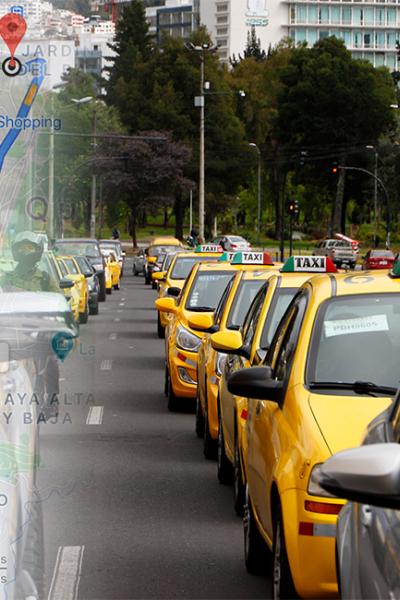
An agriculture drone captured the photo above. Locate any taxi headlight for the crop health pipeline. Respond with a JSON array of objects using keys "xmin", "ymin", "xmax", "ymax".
[
  {"xmin": 215, "ymin": 352, "xmax": 226, "ymax": 377},
  {"xmin": 176, "ymin": 326, "xmax": 201, "ymax": 352},
  {"xmin": 307, "ymin": 464, "xmax": 335, "ymax": 498}
]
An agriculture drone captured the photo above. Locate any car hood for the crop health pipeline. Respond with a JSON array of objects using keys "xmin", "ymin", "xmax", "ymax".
[{"xmin": 308, "ymin": 392, "xmax": 392, "ymax": 455}]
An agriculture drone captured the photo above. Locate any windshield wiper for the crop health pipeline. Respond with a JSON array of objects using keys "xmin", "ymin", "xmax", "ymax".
[
  {"xmin": 309, "ymin": 381, "xmax": 397, "ymax": 397},
  {"xmin": 188, "ymin": 306, "xmax": 214, "ymax": 312}
]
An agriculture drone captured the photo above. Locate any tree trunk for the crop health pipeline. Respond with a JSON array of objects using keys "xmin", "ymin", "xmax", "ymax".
[
  {"xmin": 163, "ymin": 204, "xmax": 169, "ymax": 228},
  {"xmin": 129, "ymin": 208, "xmax": 137, "ymax": 249},
  {"xmin": 332, "ymin": 159, "xmax": 346, "ymax": 234}
]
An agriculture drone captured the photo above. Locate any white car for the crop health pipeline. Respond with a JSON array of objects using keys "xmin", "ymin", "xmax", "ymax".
[{"xmin": 213, "ymin": 235, "xmax": 251, "ymax": 252}]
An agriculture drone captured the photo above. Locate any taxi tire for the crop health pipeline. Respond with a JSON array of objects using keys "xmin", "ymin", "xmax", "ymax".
[
  {"xmin": 90, "ymin": 299, "xmax": 99, "ymax": 315},
  {"xmin": 106, "ymin": 286, "xmax": 112, "ymax": 295},
  {"xmin": 133, "ymin": 265, "xmax": 139, "ymax": 276},
  {"xmin": 145, "ymin": 273, "xmax": 151, "ymax": 285},
  {"xmin": 217, "ymin": 415, "xmax": 233, "ymax": 484},
  {"xmin": 203, "ymin": 402, "xmax": 217, "ymax": 460},
  {"xmin": 273, "ymin": 505, "xmax": 298, "ymax": 599},
  {"xmin": 152, "ymin": 281, "xmax": 157, "ymax": 290},
  {"xmin": 244, "ymin": 484, "xmax": 270, "ymax": 575},
  {"xmin": 195, "ymin": 392, "xmax": 205, "ymax": 438},
  {"xmin": 157, "ymin": 314, "xmax": 165, "ymax": 339},
  {"xmin": 79, "ymin": 300, "xmax": 89, "ymax": 324},
  {"xmin": 233, "ymin": 434, "xmax": 245, "ymax": 516},
  {"xmin": 113, "ymin": 282, "xmax": 120, "ymax": 290}
]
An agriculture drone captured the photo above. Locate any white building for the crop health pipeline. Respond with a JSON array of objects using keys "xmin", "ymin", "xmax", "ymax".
[
  {"xmin": 200, "ymin": 0, "xmax": 400, "ymax": 68},
  {"xmin": 145, "ymin": 0, "xmax": 200, "ymax": 41}
]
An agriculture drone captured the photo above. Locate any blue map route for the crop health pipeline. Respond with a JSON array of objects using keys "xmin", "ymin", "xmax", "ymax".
[{"xmin": 0, "ymin": 57, "xmax": 46, "ymax": 172}]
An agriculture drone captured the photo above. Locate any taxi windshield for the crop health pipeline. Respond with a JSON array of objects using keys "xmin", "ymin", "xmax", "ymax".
[
  {"xmin": 185, "ymin": 271, "xmax": 235, "ymax": 311},
  {"xmin": 170, "ymin": 256, "xmax": 219, "ymax": 280},
  {"xmin": 148, "ymin": 245, "xmax": 179, "ymax": 257},
  {"xmin": 227, "ymin": 279, "xmax": 266, "ymax": 329},
  {"xmin": 307, "ymin": 294, "xmax": 400, "ymax": 391},
  {"xmin": 260, "ymin": 288, "xmax": 298, "ymax": 349},
  {"xmin": 55, "ymin": 241, "xmax": 100, "ymax": 258}
]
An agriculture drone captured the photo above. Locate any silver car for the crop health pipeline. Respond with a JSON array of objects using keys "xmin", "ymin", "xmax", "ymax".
[
  {"xmin": 132, "ymin": 248, "xmax": 146, "ymax": 276},
  {"xmin": 319, "ymin": 395, "xmax": 400, "ymax": 600}
]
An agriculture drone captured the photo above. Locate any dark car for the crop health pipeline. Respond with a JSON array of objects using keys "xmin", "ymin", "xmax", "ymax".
[
  {"xmin": 54, "ymin": 238, "xmax": 106, "ymax": 302},
  {"xmin": 319, "ymin": 391, "xmax": 399, "ymax": 600},
  {"xmin": 362, "ymin": 249, "xmax": 395, "ymax": 270},
  {"xmin": 74, "ymin": 255, "xmax": 100, "ymax": 315}
]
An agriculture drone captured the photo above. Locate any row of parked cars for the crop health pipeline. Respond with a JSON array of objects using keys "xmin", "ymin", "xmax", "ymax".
[{"xmin": 136, "ymin": 237, "xmax": 400, "ymax": 600}]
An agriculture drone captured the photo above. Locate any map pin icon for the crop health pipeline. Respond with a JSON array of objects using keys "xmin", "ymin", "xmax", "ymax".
[
  {"xmin": 0, "ymin": 13, "xmax": 27, "ymax": 75},
  {"xmin": 51, "ymin": 332, "xmax": 74, "ymax": 362}
]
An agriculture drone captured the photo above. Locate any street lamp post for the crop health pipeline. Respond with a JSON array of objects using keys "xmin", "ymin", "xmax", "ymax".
[
  {"xmin": 366, "ymin": 145, "xmax": 378, "ymax": 247},
  {"xmin": 185, "ymin": 42, "xmax": 217, "ymax": 242},
  {"xmin": 249, "ymin": 143, "xmax": 262, "ymax": 246}
]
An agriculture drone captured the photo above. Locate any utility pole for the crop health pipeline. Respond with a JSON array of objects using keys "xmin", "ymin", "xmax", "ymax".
[
  {"xmin": 90, "ymin": 105, "xmax": 97, "ymax": 238},
  {"xmin": 48, "ymin": 94, "xmax": 54, "ymax": 240},
  {"xmin": 249, "ymin": 143, "xmax": 262, "ymax": 246}
]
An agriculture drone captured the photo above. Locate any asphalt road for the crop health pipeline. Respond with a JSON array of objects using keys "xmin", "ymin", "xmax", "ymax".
[{"xmin": 37, "ymin": 257, "xmax": 271, "ymax": 600}]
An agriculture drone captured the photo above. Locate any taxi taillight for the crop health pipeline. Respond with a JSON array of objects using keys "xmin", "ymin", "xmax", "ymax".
[{"xmin": 304, "ymin": 500, "xmax": 342, "ymax": 515}]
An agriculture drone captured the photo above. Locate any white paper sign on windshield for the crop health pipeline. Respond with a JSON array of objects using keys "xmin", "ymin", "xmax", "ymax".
[{"xmin": 324, "ymin": 314, "xmax": 389, "ymax": 338}]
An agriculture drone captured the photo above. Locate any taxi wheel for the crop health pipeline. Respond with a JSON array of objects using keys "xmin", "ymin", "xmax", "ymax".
[
  {"xmin": 152, "ymin": 281, "xmax": 157, "ymax": 290},
  {"xmin": 166, "ymin": 366, "xmax": 179, "ymax": 411},
  {"xmin": 157, "ymin": 314, "xmax": 165, "ymax": 339},
  {"xmin": 195, "ymin": 391, "xmax": 205, "ymax": 438},
  {"xmin": 233, "ymin": 435, "xmax": 245, "ymax": 516},
  {"xmin": 113, "ymin": 282, "xmax": 120, "ymax": 290},
  {"xmin": 90, "ymin": 299, "xmax": 99, "ymax": 315},
  {"xmin": 273, "ymin": 505, "xmax": 298, "ymax": 599},
  {"xmin": 244, "ymin": 484, "xmax": 270, "ymax": 575},
  {"xmin": 79, "ymin": 300, "xmax": 89, "ymax": 324},
  {"xmin": 217, "ymin": 415, "xmax": 233, "ymax": 484},
  {"xmin": 133, "ymin": 265, "xmax": 138, "ymax": 276},
  {"xmin": 145, "ymin": 273, "xmax": 151, "ymax": 285},
  {"xmin": 203, "ymin": 402, "xmax": 217, "ymax": 460}
]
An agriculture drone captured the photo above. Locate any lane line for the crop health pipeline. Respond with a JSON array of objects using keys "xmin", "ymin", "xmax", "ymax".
[
  {"xmin": 117, "ymin": 309, "xmax": 123, "ymax": 313},
  {"xmin": 86, "ymin": 406, "xmax": 104, "ymax": 425},
  {"xmin": 114, "ymin": 318, "xmax": 120, "ymax": 322},
  {"xmin": 100, "ymin": 359, "xmax": 113, "ymax": 370},
  {"xmin": 119, "ymin": 302, "xmax": 125, "ymax": 307},
  {"xmin": 48, "ymin": 545, "xmax": 84, "ymax": 600},
  {"xmin": 109, "ymin": 333, "xmax": 117, "ymax": 340}
]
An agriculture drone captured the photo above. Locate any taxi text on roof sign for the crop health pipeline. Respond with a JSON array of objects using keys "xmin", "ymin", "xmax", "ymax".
[
  {"xmin": 281, "ymin": 255, "xmax": 337, "ymax": 273},
  {"xmin": 218, "ymin": 252, "xmax": 236, "ymax": 262},
  {"xmin": 231, "ymin": 251, "xmax": 274, "ymax": 265},
  {"xmin": 195, "ymin": 244, "xmax": 222, "ymax": 253}
]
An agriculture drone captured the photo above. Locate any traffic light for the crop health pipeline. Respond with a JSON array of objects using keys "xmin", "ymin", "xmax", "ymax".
[
  {"xmin": 287, "ymin": 199, "xmax": 300, "ymax": 216},
  {"xmin": 331, "ymin": 161, "xmax": 338, "ymax": 174}
]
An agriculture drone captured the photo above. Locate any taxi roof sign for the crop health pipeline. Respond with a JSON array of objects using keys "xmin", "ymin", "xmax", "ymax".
[
  {"xmin": 231, "ymin": 251, "xmax": 274, "ymax": 266},
  {"xmin": 218, "ymin": 251, "xmax": 236, "ymax": 262},
  {"xmin": 281, "ymin": 255, "xmax": 337, "ymax": 273},
  {"xmin": 195, "ymin": 244, "xmax": 222, "ymax": 253}
]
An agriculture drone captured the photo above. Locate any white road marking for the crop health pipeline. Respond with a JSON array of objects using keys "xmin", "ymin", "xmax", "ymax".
[
  {"xmin": 117, "ymin": 309, "xmax": 123, "ymax": 313},
  {"xmin": 86, "ymin": 406, "xmax": 104, "ymax": 425},
  {"xmin": 119, "ymin": 302, "xmax": 125, "ymax": 307},
  {"xmin": 129, "ymin": 346, "xmax": 135, "ymax": 350},
  {"xmin": 121, "ymin": 297, "xmax": 125, "ymax": 301},
  {"xmin": 114, "ymin": 318, "xmax": 120, "ymax": 322},
  {"xmin": 109, "ymin": 333, "xmax": 117, "ymax": 340},
  {"xmin": 100, "ymin": 359, "xmax": 113, "ymax": 370},
  {"xmin": 48, "ymin": 545, "xmax": 84, "ymax": 600}
]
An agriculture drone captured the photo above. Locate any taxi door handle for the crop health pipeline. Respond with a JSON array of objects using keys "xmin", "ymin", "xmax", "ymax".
[
  {"xmin": 256, "ymin": 401, "xmax": 263, "ymax": 417},
  {"xmin": 360, "ymin": 505, "xmax": 373, "ymax": 527}
]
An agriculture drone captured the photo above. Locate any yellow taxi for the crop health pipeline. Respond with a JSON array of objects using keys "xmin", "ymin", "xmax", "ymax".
[
  {"xmin": 226, "ymin": 257, "xmax": 400, "ymax": 598},
  {"xmin": 58, "ymin": 255, "xmax": 90, "ymax": 323},
  {"xmin": 53, "ymin": 256, "xmax": 80, "ymax": 322},
  {"xmin": 102, "ymin": 250, "xmax": 121, "ymax": 290},
  {"xmin": 210, "ymin": 255, "xmax": 324, "ymax": 514},
  {"xmin": 145, "ymin": 236, "xmax": 183, "ymax": 285},
  {"xmin": 196, "ymin": 252, "xmax": 278, "ymax": 459},
  {"xmin": 153, "ymin": 245, "xmax": 224, "ymax": 339},
  {"xmin": 155, "ymin": 261, "xmax": 236, "ymax": 411}
]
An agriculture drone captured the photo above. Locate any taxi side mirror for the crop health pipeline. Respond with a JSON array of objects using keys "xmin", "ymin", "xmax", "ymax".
[
  {"xmin": 59, "ymin": 278, "xmax": 74, "ymax": 289},
  {"xmin": 152, "ymin": 271, "xmax": 165, "ymax": 281},
  {"xmin": 227, "ymin": 366, "xmax": 283, "ymax": 404},
  {"xmin": 148, "ymin": 256, "xmax": 157, "ymax": 264},
  {"xmin": 155, "ymin": 297, "xmax": 177, "ymax": 314},
  {"xmin": 188, "ymin": 313, "xmax": 215, "ymax": 332},
  {"xmin": 211, "ymin": 330, "xmax": 246, "ymax": 355},
  {"xmin": 167, "ymin": 287, "xmax": 181, "ymax": 297}
]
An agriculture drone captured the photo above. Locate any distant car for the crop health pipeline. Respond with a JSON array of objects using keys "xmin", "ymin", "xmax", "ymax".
[
  {"xmin": 313, "ymin": 238, "xmax": 357, "ymax": 269},
  {"xmin": 74, "ymin": 255, "xmax": 100, "ymax": 315},
  {"xmin": 54, "ymin": 238, "xmax": 106, "ymax": 302},
  {"xmin": 319, "ymin": 391, "xmax": 399, "ymax": 600},
  {"xmin": 362, "ymin": 249, "xmax": 395, "ymax": 270},
  {"xmin": 132, "ymin": 248, "xmax": 146, "ymax": 277},
  {"xmin": 213, "ymin": 235, "xmax": 251, "ymax": 252},
  {"xmin": 99, "ymin": 240, "xmax": 125, "ymax": 276}
]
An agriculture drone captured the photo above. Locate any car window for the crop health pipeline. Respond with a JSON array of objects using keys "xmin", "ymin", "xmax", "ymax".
[
  {"xmin": 63, "ymin": 258, "xmax": 79, "ymax": 274},
  {"xmin": 242, "ymin": 286, "xmax": 268, "ymax": 347},
  {"xmin": 214, "ymin": 277, "xmax": 236, "ymax": 326},
  {"xmin": 55, "ymin": 242, "xmax": 101, "ymax": 258},
  {"xmin": 260, "ymin": 288, "xmax": 298, "ymax": 349},
  {"xmin": 57, "ymin": 259, "xmax": 68, "ymax": 277},
  {"xmin": 268, "ymin": 291, "xmax": 309, "ymax": 384},
  {"xmin": 306, "ymin": 293, "xmax": 400, "ymax": 390},
  {"xmin": 170, "ymin": 256, "xmax": 219, "ymax": 280},
  {"xmin": 185, "ymin": 271, "xmax": 235, "ymax": 311},
  {"xmin": 75, "ymin": 257, "xmax": 93, "ymax": 276},
  {"xmin": 227, "ymin": 279, "xmax": 266, "ymax": 329}
]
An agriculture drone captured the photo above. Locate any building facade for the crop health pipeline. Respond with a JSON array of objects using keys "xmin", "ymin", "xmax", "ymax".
[
  {"xmin": 145, "ymin": 0, "xmax": 200, "ymax": 41},
  {"xmin": 199, "ymin": 0, "xmax": 400, "ymax": 68}
]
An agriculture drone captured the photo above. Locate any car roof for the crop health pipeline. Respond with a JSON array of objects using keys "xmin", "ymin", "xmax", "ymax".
[
  {"xmin": 151, "ymin": 237, "xmax": 182, "ymax": 246},
  {"xmin": 304, "ymin": 270, "xmax": 400, "ymax": 297},
  {"xmin": 55, "ymin": 238, "xmax": 99, "ymax": 243}
]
